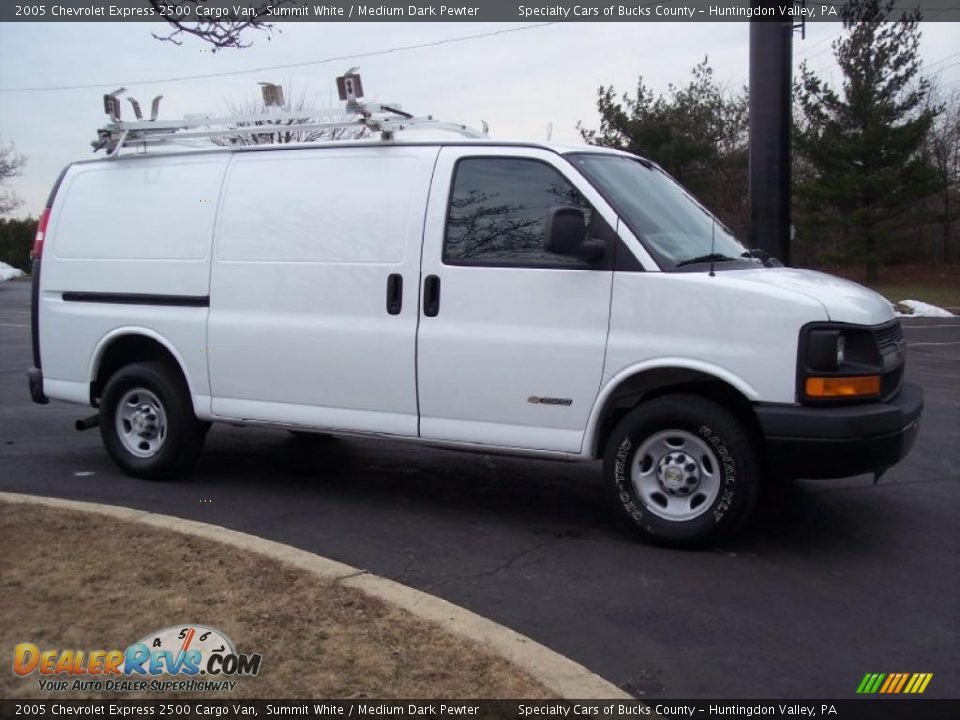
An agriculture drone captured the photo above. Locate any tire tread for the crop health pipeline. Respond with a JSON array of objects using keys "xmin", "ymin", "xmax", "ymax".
[{"xmin": 99, "ymin": 361, "xmax": 204, "ymax": 480}]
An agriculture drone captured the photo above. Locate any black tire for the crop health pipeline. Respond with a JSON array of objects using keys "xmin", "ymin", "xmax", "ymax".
[
  {"xmin": 99, "ymin": 361, "xmax": 205, "ymax": 480},
  {"xmin": 603, "ymin": 394, "xmax": 760, "ymax": 547}
]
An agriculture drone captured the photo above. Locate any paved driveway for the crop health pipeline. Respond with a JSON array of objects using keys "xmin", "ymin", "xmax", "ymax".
[{"xmin": 1, "ymin": 278, "xmax": 957, "ymax": 699}]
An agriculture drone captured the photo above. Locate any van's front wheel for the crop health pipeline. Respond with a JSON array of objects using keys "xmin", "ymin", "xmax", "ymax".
[
  {"xmin": 99, "ymin": 361, "xmax": 205, "ymax": 480},
  {"xmin": 604, "ymin": 394, "xmax": 760, "ymax": 547}
]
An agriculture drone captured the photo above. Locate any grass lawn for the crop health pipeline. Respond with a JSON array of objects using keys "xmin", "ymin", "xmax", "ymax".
[
  {"xmin": 868, "ymin": 283, "xmax": 960, "ymax": 310},
  {"xmin": 0, "ymin": 502, "xmax": 551, "ymax": 700},
  {"xmin": 820, "ymin": 264, "xmax": 960, "ymax": 310}
]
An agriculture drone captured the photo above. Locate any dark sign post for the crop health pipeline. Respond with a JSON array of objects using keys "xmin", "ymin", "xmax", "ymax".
[{"xmin": 749, "ymin": 7, "xmax": 794, "ymax": 265}]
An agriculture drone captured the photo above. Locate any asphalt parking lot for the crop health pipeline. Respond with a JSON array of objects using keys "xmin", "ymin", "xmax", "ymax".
[{"xmin": 1, "ymin": 277, "xmax": 958, "ymax": 699}]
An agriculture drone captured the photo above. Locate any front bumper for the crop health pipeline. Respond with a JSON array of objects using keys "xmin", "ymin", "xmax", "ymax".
[
  {"xmin": 27, "ymin": 366, "xmax": 48, "ymax": 404},
  {"xmin": 755, "ymin": 382, "xmax": 923, "ymax": 479}
]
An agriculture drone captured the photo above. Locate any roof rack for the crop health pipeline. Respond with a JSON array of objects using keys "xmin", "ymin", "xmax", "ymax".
[{"xmin": 92, "ymin": 71, "xmax": 487, "ymax": 157}]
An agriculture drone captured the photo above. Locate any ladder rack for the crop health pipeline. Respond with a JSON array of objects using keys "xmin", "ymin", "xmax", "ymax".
[{"xmin": 92, "ymin": 74, "xmax": 487, "ymax": 157}]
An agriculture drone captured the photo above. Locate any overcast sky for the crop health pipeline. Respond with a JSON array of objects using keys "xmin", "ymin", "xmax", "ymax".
[{"xmin": 1, "ymin": 20, "xmax": 958, "ymax": 216}]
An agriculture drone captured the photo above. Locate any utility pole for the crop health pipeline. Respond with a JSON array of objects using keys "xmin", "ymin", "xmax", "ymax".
[{"xmin": 749, "ymin": 9, "xmax": 794, "ymax": 265}]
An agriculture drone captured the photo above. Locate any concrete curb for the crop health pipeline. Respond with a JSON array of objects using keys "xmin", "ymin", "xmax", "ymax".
[{"xmin": 0, "ymin": 491, "xmax": 631, "ymax": 701}]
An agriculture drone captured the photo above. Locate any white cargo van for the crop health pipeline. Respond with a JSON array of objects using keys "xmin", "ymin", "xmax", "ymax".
[{"xmin": 27, "ymin": 95, "xmax": 922, "ymax": 545}]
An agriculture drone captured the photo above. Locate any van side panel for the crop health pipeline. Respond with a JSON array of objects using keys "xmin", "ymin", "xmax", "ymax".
[
  {"xmin": 39, "ymin": 157, "xmax": 228, "ymax": 409},
  {"xmin": 416, "ymin": 146, "xmax": 617, "ymax": 453},
  {"xmin": 602, "ymin": 271, "xmax": 828, "ymax": 407},
  {"xmin": 208, "ymin": 146, "xmax": 437, "ymax": 436}
]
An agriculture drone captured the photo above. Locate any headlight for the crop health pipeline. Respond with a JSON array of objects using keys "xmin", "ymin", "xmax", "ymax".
[
  {"xmin": 798, "ymin": 324, "xmax": 884, "ymax": 403},
  {"xmin": 806, "ymin": 329, "xmax": 844, "ymax": 371}
]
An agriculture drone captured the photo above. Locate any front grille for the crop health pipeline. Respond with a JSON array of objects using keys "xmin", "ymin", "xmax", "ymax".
[
  {"xmin": 882, "ymin": 365, "xmax": 904, "ymax": 400},
  {"xmin": 875, "ymin": 320, "xmax": 905, "ymax": 401},
  {"xmin": 874, "ymin": 320, "xmax": 904, "ymax": 352}
]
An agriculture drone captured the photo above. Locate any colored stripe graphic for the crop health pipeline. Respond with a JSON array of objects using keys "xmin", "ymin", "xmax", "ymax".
[
  {"xmin": 858, "ymin": 673, "xmax": 875, "ymax": 693},
  {"xmin": 907, "ymin": 673, "xmax": 932, "ymax": 693},
  {"xmin": 857, "ymin": 672, "xmax": 932, "ymax": 694},
  {"xmin": 884, "ymin": 673, "xmax": 904, "ymax": 693},
  {"xmin": 893, "ymin": 673, "xmax": 909, "ymax": 693}
]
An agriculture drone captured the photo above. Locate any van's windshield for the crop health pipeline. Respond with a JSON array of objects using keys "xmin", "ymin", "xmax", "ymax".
[{"xmin": 569, "ymin": 153, "xmax": 750, "ymax": 270}]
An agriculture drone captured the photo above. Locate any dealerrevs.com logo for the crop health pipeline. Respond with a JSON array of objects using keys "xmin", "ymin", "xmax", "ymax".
[{"xmin": 13, "ymin": 625, "xmax": 262, "ymax": 693}]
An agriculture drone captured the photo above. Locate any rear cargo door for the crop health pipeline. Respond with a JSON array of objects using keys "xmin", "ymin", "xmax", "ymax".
[{"xmin": 208, "ymin": 146, "xmax": 438, "ymax": 436}]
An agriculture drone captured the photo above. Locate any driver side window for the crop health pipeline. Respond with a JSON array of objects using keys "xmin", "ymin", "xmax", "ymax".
[{"xmin": 443, "ymin": 157, "xmax": 593, "ymax": 267}]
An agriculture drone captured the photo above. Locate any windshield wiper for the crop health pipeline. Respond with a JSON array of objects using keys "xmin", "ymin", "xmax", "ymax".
[
  {"xmin": 675, "ymin": 253, "xmax": 738, "ymax": 268},
  {"xmin": 741, "ymin": 249, "xmax": 782, "ymax": 267}
]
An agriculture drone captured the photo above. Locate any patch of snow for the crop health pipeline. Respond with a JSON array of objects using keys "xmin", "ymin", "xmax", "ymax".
[
  {"xmin": 894, "ymin": 299, "xmax": 956, "ymax": 318},
  {"xmin": 0, "ymin": 261, "xmax": 26, "ymax": 282}
]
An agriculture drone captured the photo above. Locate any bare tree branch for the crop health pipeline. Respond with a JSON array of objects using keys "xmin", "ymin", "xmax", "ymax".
[
  {"xmin": 210, "ymin": 89, "xmax": 369, "ymax": 146},
  {"xmin": 147, "ymin": 0, "xmax": 298, "ymax": 50},
  {"xmin": 0, "ymin": 138, "xmax": 27, "ymax": 216}
]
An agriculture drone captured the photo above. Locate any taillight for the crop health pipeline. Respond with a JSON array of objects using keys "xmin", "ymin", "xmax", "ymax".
[{"xmin": 31, "ymin": 207, "xmax": 50, "ymax": 259}]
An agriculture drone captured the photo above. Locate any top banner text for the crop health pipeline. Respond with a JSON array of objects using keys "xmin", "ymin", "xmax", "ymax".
[{"xmin": 4, "ymin": 1, "xmax": 960, "ymax": 23}]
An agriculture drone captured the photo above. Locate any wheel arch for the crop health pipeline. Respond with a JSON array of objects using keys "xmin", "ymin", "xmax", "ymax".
[
  {"xmin": 584, "ymin": 360, "xmax": 762, "ymax": 459},
  {"xmin": 89, "ymin": 328, "xmax": 196, "ymax": 409}
]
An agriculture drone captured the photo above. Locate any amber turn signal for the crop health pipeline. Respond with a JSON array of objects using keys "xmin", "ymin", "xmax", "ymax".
[{"xmin": 805, "ymin": 375, "xmax": 881, "ymax": 398}]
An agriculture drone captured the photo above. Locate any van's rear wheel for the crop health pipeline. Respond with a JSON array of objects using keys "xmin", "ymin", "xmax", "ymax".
[
  {"xmin": 604, "ymin": 394, "xmax": 760, "ymax": 547},
  {"xmin": 99, "ymin": 361, "xmax": 205, "ymax": 480}
]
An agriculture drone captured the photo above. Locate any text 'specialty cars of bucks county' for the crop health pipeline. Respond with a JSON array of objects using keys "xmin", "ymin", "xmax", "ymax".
[{"xmin": 26, "ymin": 99, "xmax": 922, "ymax": 547}]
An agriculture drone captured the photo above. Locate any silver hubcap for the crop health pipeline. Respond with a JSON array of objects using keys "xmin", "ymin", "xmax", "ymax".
[
  {"xmin": 631, "ymin": 430, "xmax": 721, "ymax": 522},
  {"xmin": 116, "ymin": 388, "xmax": 167, "ymax": 458}
]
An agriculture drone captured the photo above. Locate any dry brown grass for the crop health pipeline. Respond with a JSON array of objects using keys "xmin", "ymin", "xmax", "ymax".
[{"xmin": 0, "ymin": 501, "xmax": 552, "ymax": 700}]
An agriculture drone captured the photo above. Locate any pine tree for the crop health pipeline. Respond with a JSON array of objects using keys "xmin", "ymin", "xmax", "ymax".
[
  {"xmin": 579, "ymin": 58, "xmax": 749, "ymax": 235},
  {"xmin": 794, "ymin": 0, "xmax": 939, "ymax": 281}
]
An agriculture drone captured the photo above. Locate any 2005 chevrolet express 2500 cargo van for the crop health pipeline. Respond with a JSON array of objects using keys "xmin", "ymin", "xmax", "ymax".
[{"xmin": 26, "ymin": 89, "xmax": 922, "ymax": 545}]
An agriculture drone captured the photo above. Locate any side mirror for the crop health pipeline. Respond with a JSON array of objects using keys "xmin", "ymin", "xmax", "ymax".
[{"xmin": 544, "ymin": 206, "xmax": 605, "ymax": 261}]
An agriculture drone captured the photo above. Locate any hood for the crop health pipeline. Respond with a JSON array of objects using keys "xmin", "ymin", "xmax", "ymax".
[{"xmin": 720, "ymin": 267, "xmax": 895, "ymax": 325}]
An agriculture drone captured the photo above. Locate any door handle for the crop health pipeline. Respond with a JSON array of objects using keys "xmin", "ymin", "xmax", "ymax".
[
  {"xmin": 423, "ymin": 275, "xmax": 441, "ymax": 317},
  {"xmin": 386, "ymin": 273, "xmax": 403, "ymax": 315}
]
